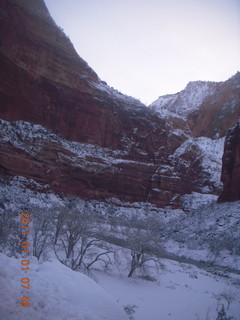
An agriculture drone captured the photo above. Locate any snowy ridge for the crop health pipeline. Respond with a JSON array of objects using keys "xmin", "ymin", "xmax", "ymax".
[
  {"xmin": 92, "ymin": 81, "xmax": 146, "ymax": 109},
  {"xmin": 149, "ymin": 81, "xmax": 220, "ymax": 118}
]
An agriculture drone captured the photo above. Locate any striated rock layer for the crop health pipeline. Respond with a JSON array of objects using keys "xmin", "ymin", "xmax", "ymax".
[
  {"xmin": 0, "ymin": 0, "xmax": 238, "ymax": 207},
  {"xmin": 218, "ymin": 120, "xmax": 240, "ymax": 202},
  {"xmin": 1, "ymin": 119, "xmax": 221, "ymax": 208}
]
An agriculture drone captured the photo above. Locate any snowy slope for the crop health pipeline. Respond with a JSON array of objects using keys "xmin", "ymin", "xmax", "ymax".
[
  {"xmin": 149, "ymin": 81, "xmax": 220, "ymax": 118},
  {"xmin": 0, "ymin": 253, "xmax": 128, "ymax": 320},
  {"xmin": 95, "ymin": 257, "xmax": 240, "ymax": 320},
  {"xmin": 1, "ymin": 244, "xmax": 239, "ymax": 320},
  {"xmin": 1, "ymin": 251, "xmax": 239, "ymax": 320}
]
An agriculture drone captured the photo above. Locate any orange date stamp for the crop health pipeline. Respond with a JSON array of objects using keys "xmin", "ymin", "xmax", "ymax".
[{"xmin": 20, "ymin": 212, "xmax": 31, "ymax": 308}]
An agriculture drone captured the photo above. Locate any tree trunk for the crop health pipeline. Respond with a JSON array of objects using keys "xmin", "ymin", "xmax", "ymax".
[{"xmin": 128, "ymin": 266, "xmax": 135, "ymax": 278}]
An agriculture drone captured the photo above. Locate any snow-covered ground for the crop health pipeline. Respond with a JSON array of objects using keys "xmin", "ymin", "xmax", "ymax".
[
  {"xmin": 0, "ymin": 253, "xmax": 128, "ymax": 320},
  {"xmin": 0, "ymin": 250, "xmax": 239, "ymax": 320},
  {"xmin": 95, "ymin": 256, "xmax": 240, "ymax": 320}
]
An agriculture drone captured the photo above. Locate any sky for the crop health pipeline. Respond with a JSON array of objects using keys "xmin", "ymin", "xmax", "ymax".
[{"xmin": 44, "ymin": 0, "xmax": 240, "ymax": 105}]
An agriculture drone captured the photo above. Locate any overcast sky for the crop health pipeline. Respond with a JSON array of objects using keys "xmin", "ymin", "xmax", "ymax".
[{"xmin": 44, "ymin": 0, "xmax": 240, "ymax": 104}]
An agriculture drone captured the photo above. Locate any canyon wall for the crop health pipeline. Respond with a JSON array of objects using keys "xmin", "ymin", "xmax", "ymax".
[{"xmin": 0, "ymin": 0, "xmax": 239, "ymax": 207}]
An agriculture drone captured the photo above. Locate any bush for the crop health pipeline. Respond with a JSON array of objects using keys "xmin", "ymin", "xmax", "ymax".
[{"xmin": 0, "ymin": 210, "xmax": 21, "ymax": 257}]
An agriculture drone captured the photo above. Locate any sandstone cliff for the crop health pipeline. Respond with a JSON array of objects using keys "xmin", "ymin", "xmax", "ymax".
[{"xmin": 218, "ymin": 120, "xmax": 240, "ymax": 202}]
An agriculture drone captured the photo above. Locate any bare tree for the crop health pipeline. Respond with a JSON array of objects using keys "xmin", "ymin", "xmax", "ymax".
[
  {"xmin": 31, "ymin": 206, "xmax": 58, "ymax": 260},
  {"xmin": 213, "ymin": 289, "xmax": 237, "ymax": 312},
  {"xmin": 219, "ymin": 290, "xmax": 237, "ymax": 310},
  {"xmin": 122, "ymin": 214, "xmax": 162, "ymax": 278},
  {"xmin": 54, "ymin": 209, "xmax": 113, "ymax": 272}
]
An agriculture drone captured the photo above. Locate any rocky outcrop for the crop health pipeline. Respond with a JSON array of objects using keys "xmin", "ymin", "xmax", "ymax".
[{"xmin": 218, "ymin": 120, "xmax": 240, "ymax": 202}]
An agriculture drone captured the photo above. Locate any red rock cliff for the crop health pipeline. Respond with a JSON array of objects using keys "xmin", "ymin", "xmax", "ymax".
[
  {"xmin": 188, "ymin": 73, "xmax": 240, "ymax": 138},
  {"xmin": 0, "ymin": 0, "xmax": 186, "ymax": 207},
  {"xmin": 218, "ymin": 120, "xmax": 240, "ymax": 202}
]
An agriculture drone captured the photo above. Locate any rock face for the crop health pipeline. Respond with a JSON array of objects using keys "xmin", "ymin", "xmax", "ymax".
[
  {"xmin": 218, "ymin": 120, "xmax": 240, "ymax": 202},
  {"xmin": 0, "ymin": 122, "xmax": 224, "ymax": 209},
  {"xmin": 0, "ymin": 0, "xmax": 185, "ymax": 207},
  {"xmin": 0, "ymin": 0, "xmax": 239, "ymax": 207},
  {"xmin": 150, "ymin": 73, "xmax": 240, "ymax": 138},
  {"xmin": 0, "ymin": 0, "xmax": 175, "ymax": 153},
  {"xmin": 188, "ymin": 74, "xmax": 240, "ymax": 138}
]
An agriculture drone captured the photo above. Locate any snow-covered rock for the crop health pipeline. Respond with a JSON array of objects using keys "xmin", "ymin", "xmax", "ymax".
[
  {"xmin": 172, "ymin": 136, "xmax": 225, "ymax": 190},
  {"xmin": 149, "ymin": 81, "xmax": 220, "ymax": 118}
]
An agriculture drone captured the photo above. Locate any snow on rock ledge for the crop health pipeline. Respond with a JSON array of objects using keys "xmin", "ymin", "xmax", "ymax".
[
  {"xmin": 172, "ymin": 136, "xmax": 225, "ymax": 191},
  {"xmin": 0, "ymin": 253, "xmax": 128, "ymax": 320}
]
